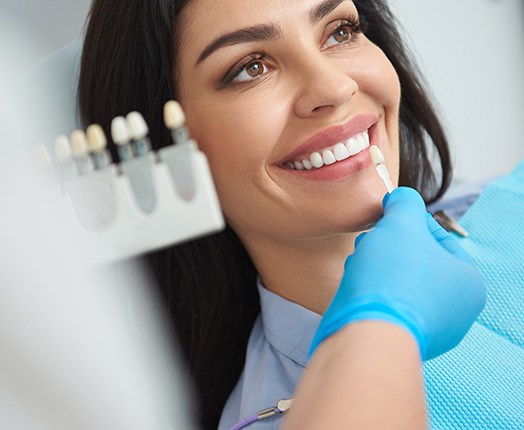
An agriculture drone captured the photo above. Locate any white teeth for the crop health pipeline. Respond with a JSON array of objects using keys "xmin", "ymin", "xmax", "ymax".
[
  {"xmin": 362, "ymin": 131, "xmax": 370, "ymax": 147},
  {"xmin": 294, "ymin": 160, "xmax": 305, "ymax": 171},
  {"xmin": 333, "ymin": 143, "xmax": 350, "ymax": 161},
  {"xmin": 286, "ymin": 130, "xmax": 371, "ymax": 171},
  {"xmin": 346, "ymin": 131, "xmax": 369, "ymax": 156},
  {"xmin": 310, "ymin": 152, "xmax": 324, "ymax": 168},
  {"xmin": 322, "ymin": 149, "xmax": 336, "ymax": 165},
  {"xmin": 347, "ymin": 137, "xmax": 361, "ymax": 156}
]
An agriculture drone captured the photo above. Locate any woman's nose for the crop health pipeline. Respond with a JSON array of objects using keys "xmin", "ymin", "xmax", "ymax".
[{"xmin": 293, "ymin": 56, "xmax": 358, "ymax": 118}]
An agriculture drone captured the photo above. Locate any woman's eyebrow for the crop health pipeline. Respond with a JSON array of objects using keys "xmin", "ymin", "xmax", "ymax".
[
  {"xmin": 196, "ymin": 24, "xmax": 282, "ymax": 65},
  {"xmin": 310, "ymin": 0, "xmax": 347, "ymax": 25},
  {"xmin": 195, "ymin": 0, "xmax": 349, "ymax": 66}
]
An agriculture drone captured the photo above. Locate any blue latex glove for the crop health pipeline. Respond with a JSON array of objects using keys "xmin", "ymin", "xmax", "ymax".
[{"xmin": 309, "ymin": 187, "xmax": 486, "ymax": 361}]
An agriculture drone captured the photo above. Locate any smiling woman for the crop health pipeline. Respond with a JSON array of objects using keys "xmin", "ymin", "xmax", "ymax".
[{"xmin": 78, "ymin": 0, "xmax": 455, "ymax": 429}]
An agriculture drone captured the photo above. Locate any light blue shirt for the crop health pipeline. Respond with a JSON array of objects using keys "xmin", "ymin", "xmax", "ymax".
[
  {"xmin": 219, "ymin": 172, "xmax": 524, "ymax": 430},
  {"xmin": 219, "ymin": 283, "xmax": 317, "ymax": 430}
]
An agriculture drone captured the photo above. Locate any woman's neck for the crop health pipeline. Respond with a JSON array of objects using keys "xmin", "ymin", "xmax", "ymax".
[{"xmin": 241, "ymin": 232, "xmax": 358, "ymax": 315}]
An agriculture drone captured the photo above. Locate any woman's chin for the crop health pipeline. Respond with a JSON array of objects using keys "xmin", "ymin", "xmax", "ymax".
[{"xmin": 336, "ymin": 190, "xmax": 385, "ymax": 233}]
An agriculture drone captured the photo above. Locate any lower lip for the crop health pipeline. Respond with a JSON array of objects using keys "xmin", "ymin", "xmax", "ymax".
[{"xmin": 280, "ymin": 130, "xmax": 378, "ymax": 181}]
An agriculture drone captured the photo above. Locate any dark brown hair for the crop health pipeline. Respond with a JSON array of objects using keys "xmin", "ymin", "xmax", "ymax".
[{"xmin": 78, "ymin": 1, "xmax": 452, "ymax": 428}]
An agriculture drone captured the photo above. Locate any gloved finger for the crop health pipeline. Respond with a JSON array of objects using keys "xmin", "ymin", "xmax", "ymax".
[
  {"xmin": 381, "ymin": 191, "xmax": 392, "ymax": 207},
  {"xmin": 425, "ymin": 213, "xmax": 474, "ymax": 265},
  {"xmin": 343, "ymin": 254, "xmax": 354, "ymax": 271},
  {"xmin": 382, "ymin": 187, "xmax": 427, "ymax": 226},
  {"xmin": 354, "ymin": 231, "xmax": 368, "ymax": 249}
]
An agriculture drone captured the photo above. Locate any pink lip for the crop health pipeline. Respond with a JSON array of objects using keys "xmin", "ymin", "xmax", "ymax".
[{"xmin": 278, "ymin": 114, "xmax": 379, "ymax": 164}]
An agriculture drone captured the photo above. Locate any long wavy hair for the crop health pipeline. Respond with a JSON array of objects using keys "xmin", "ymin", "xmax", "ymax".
[{"xmin": 78, "ymin": 1, "xmax": 452, "ymax": 428}]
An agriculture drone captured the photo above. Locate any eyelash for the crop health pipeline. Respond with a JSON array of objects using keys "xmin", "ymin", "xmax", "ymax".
[
  {"xmin": 220, "ymin": 53, "xmax": 270, "ymax": 88},
  {"xmin": 323, "ymin": 17, "xmax": 362, "ymax": 50},
  {"xmin": 220, "ymin": 16, "xmax": 364, "ymax": 88}
]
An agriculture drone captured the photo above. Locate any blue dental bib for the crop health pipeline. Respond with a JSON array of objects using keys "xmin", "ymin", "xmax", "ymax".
[{"xmin": 424, "ymin": 159, "xmax": 524, "ymax": 429}]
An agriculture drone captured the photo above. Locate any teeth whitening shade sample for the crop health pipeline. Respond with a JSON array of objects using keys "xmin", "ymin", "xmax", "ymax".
[{"xmin": 370, "ymin": 145, "xmax": 395, "ymax": 193}]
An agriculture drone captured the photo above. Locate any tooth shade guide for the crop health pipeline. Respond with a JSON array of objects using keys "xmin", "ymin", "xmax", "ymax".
[
  {"xmin": 163, "ymin": 100, "xmax": 186, "ymax": 129},
  {"xmin": 69, "ymin": 130, "xmax": 94, "ymax": 175},
  {"xmin": 370, "ymin": 145, "xmax": 385, "ymax": 165},
  {"xmin": 126, "ymin": 111, "xmax": 149, "ymax": 141},
  {"xmin": 164, "ymin": 100, "xmax": 190, "ymax": 144},
  {"xmin": 54, "ymin": 135, "xmax": 72, "ymax": 161},
  {"xmin": 111, "ymin": 116, "xmax": 130, "ymax": 145},
  {"xmin": 86, "ymin": 124, "xmax": 108, "ymax": 153},
  {"xmin": 369, "ymin": 145, "xmax": 395, "ymax": 193},
  {"xmin": 111, "ymin": 116, "xmax": 134, "ymax": 161},
  {"xmin": 34, "ymin": 145, "xmax": 52, "ymax": 168},
  {"xmin": 70, "ymin": 130, "xmax": 90, "ymax": 157}
]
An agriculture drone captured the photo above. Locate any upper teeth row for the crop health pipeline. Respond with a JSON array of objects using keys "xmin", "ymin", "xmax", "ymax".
[{"xmin": 286, "ymin": 130, "xmax": 370, "ymax": 171}]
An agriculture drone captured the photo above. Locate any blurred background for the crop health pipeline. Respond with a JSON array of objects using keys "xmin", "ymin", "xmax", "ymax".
[
  {"xmin": 1, "ymin": 0, "xmax": 523, "ymax": 182},
  {"xmin": 0, "ymin": 0, "xmax": 522, "ymax": 428},
  {"xmin": 390, "ymin": 0, "xmax": 524, "ymax": 182}
]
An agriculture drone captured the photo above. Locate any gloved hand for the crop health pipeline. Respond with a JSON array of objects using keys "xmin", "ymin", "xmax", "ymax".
[{"xmin": 309, "ymin": 187, "xmax": 486, "ymax": 361}]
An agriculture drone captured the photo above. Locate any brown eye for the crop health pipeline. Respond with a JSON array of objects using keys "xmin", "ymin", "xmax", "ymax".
[
  {"xmin": 333, "ymin": 27, "xmax": 350, "ymax": 43},
  {"xmin": 230, "ymin": 58, "xmax": 270, "ymax": 84},
  {"xmin": 246, "ymin": 61, "xmax": 264, "ymax": 77},
  {"xmin": 323, "ymin": 19, "xmax": 361, "ymax": 50}
]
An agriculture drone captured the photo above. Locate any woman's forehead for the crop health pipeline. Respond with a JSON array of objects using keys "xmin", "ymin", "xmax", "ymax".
[
  {"xmin": 179, "ymin": 0, "xmax": 357, "ymax": 36},
  {"xmin": 177, "ymin": 0, "xmax": 357, "ymax": 58}
]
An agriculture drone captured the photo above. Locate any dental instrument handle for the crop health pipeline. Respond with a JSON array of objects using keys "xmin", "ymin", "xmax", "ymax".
[
  {"xmin": 376, "ymin": 163, "xmax": 395, "ymax": 193},
  {"xmin": 369, "ymin": 145, "xmax": 396, "ymax": 194}
]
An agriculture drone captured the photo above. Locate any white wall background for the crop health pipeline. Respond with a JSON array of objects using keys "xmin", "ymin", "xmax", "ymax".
[
  {"xmin": 0, "ymin": 0, "xmax": 91, "ymax": 72},
  {"xmin": 2, "ymin": 0, "xmax": 524, "ymax": 181},
  {"xmin": 389, "ymin": 0, "xmax": 524, "ymax": 181}
]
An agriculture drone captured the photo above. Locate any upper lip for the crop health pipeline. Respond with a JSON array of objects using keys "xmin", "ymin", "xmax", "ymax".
[{"xmin": 277, "ymin": 114, "xmax": 379, "ymax": 164}]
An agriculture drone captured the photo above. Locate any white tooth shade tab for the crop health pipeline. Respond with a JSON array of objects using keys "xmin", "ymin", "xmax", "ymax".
[
  {"xmin": 370, "ymin": 145, "xmax": 385, "ymax": 165},
  {"xmin": 54, "ymin": 135, "xmax": 72, "ymax": 161},
  {"xmin": 34, "ymin": 145, "xmax": 51, "ymax": 167},
  {"xmin": 70, "ymin": 130, "xmax": 89, "ymax": 157},
  {"xmin": 126, "ymin": 111, "xmax": 149, "ymax": 140},
  {"xmin": 111, "ymin": 116, "xmax": 130, "ymax": 145},
  {"xmin": 163, "ymin": 100, "xmax": 186, "ymax": 129},
  {"xmin": 86, "ymin": 124, "xmax": 107, "ymax": 153}
]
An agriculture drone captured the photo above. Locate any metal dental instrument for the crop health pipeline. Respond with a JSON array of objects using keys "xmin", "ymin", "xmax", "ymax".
[
  {"xmin": 230, "ymin": 398, "xmax": 293, "ymax": 430},
  {"xmin": 432, "ymin": 209, "xmax": 469, "ymax": 238}
]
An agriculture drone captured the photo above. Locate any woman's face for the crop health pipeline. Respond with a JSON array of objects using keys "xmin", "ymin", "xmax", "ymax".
[{"xmin": 176, "ymin": 0, "xmax": 401, "ymax": 244}]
